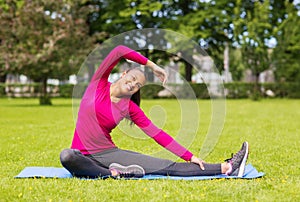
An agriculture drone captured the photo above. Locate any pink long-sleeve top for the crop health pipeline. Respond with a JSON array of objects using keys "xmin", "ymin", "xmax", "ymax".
[{"xmin": 71, "ymin": 45, "xmax": 193, "ymax": 161}]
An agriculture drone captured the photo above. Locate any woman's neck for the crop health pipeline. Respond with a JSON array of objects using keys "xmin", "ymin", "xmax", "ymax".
[{"xmin": 110, "ymin": 83, "xmax": 122, "ymax": 103}]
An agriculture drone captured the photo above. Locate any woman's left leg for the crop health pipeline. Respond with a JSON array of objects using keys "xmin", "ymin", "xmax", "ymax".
[
  {"xmin": 60, "ymin": 148, "xmax": 112, "ymax": 178},
  {"xmin": 90, "ymin": 148, "xmax": 224, "ymax": 176}
]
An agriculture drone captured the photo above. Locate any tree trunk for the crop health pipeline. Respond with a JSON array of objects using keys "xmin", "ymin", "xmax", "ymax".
[
  {"xmin": 39, "ymin": 77, "xmax": 52, "ymax": 105},
  {"xmin": 181, "ymin": 50, "xmax": 194, "ymax": 82},
  {"xmin": 0, "ymin": 74, "xmax": 6, "ymax": 83},
  {"xmin": 144, "ymin": 50, "xmax": 154, "ymax": 82},
  {"xmin": 184, "ymin": 60, "xmax": 192, "ymax": 82},
  {"xmin": 252, "ymin": 72, "xmax": 261, "ymax": 101}
]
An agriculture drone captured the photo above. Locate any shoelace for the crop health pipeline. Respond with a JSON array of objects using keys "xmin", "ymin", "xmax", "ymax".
[
  {"xmin": 119, "ymin": 172, "xmax": 134, "ymax": 178},
  {"xmin": 110, "ymin": 168, "xmax": 134, "ymax": 178},
  {"xmin": 225, "ymin": 148, "xmax": 244, "ymax": 163},
  {"xmin": 224, "ymin": 153, "xmax": 234, "ymax": 162}
]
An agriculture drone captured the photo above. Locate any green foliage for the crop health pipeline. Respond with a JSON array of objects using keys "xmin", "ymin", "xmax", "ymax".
[
  {"xmin": 1, "ymin": 82, "xmax": 300, "ymax": 99},
  {"xmin": 263, "ymin": 82, "xmax": 300, "ymax": 98},
  {"xmin": 0, "ymin": 83, "xmax": 5, "ymax": 97},
  {"xmin": 190, "ymin": 83, "xmax": 210, "ymax": 99},
  {"xmin": 1, "ymin": 0, "xmax": 300, "ymax": 105},
  {"xmin": 59, "ymin": 84, "xmax": 75, "ymax": 98},
  {"xmin": 86, "ymin": 0, "xmax": 299, "ymax": 83},
  {"xmin": 234, "ymin": 0, "xmax": 272, "ymax": 75},
  {"xmin": 39, "ymin": 95, "xmax": 52, "ymax": 105},
  {"xmin": 224, "ymin": 82, "xmax": 253, "ymax": 99},
  {"xmin": 232, "ymin": 0, "xmax": 275, "ymax": 99},
  {"xmin": 0, "ymin": 0, "xmax": 93, "ymax": 104},
  {"xmin": 272, "ymin": 2, "xmax": 300, "ymax": 82},
  {"xmin": 140, "ymin": 83, "xmax": 164, "ymax": 99},
  {"xmin": 162, "ymin": 1, "xmax": 232, "ymax": 78},
  {"xmin": 119, "ymin": 0, "xmax": 163, "ymax": 25},
  {"xmin": 228, "ymin": 47, "xmax": 245, "ymax": 81}
]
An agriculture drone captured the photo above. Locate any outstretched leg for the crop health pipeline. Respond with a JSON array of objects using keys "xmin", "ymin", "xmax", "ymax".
[
  {"xmin": 90, "ymin": 148, "xmax": 229, "ymax": 176},
  {"xmin": 160, "ymin": 162, "xmax": 223, "ymax": 176}
]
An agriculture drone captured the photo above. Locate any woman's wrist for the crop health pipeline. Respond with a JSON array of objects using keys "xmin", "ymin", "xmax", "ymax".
[
  {"xmin": 146, "ymin": 60, "xmax": 156, "ymax": 70},
  {"xmin": 145, "ymin": 60, "xmax": 168, "ymax": 85},
  {"xmin": 190, "ymin": 155, "xmax": 197, "ymax": 162}
]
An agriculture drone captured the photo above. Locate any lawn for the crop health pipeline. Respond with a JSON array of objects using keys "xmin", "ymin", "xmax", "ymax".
[{"xmin": 0, "ymin": 98, "xmax": 299, "ymax": 201}]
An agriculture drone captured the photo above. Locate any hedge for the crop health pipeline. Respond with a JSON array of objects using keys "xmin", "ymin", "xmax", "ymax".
[
  {"xmin": 0, "ymin": 82, "xmax": 299, "ymax": 99},
  {"xmin": 0, "ymin": 84, "xmax": 5, "ymax": 97},
  {"xmin": 141, "ymin": 83, "xmax": 164, "ymax": 99}
]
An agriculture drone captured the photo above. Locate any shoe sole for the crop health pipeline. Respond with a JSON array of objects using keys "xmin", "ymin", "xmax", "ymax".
[
  {"xmin": 109, "ymin": 163, "xmax": 145, "ymax": 176},
  {"xmin": 237, "ymin": 142, "xmax": 249, "ymax": 177}
]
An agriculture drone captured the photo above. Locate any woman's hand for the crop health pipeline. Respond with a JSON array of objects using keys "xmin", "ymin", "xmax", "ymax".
[
  {"xmin": 153, "ymin": 65, "xmax": 168, "ymax": 85},
  {"xmin": 146, "ymin": 60, "xmax": 168, "ymax": 85},
  {"xmin": 190, "ymin": 155, "xmax": 205, "ymax": 170}
]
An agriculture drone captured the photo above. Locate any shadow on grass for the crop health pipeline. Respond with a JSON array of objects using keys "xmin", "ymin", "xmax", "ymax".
[
  {"xmin": 0, "ymin": 98, "xmax": 75, "ymax": 108},
  {"xmin": 3, "ymin": 103, "xmax": 73, "ymax": 108}
]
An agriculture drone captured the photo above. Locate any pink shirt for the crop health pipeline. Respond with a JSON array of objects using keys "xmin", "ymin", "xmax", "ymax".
[{"xmin": 71, "ymin": 45, "xmax": 193, "ymax": 161}]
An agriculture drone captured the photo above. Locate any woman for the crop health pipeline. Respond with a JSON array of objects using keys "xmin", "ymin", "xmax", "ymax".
[{"xmin": 60, "ymin": 45, "xmax": 249, "ymax": 178}]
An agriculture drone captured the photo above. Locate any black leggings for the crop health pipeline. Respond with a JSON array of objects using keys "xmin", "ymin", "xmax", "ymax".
[{"xmin": 60, "ymin": 148, "xmax": 221, "ymax": 178}]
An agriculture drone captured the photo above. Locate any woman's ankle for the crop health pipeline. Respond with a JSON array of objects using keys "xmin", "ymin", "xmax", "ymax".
[{"xmin": 221, "ymin": 162, "xmax": 231, "ymax": 174}]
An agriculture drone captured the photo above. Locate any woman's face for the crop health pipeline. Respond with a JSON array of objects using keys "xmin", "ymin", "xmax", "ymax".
[{"xmin": 118, "ymin": 69, "xmax": 146, "ymax": 96}]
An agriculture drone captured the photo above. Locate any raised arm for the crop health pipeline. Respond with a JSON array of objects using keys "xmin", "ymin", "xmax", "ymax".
[{"xmin": 91, "ymin": 45, "xmax": 148, "ymax": 82}]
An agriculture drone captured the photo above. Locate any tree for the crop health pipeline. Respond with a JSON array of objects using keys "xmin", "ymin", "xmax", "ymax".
[
  {"xmin": 0, "ymin": 0, "xmax": 93, "ymax": 104},
  {"xmin": 272, "ymin": 1, "xmax": 300, "ymax": 82},
  {"xmin": 0, "ymin": 0, "xmax": 24, "ymax": 82},
  {"xmin": 85, "ymin": 0, "xmax": 237, "ymax": 82},
  {"xmin": 163, "ymin": 0, "xmax": 201, "ymax": 82},
  {"xmin": 229, "ymin": 47, "xmax": 245, "ymax": 81},
  {"xmin": 87, "ymin": 0, "xmax": 168, "ymax": 82},
  {"xmin": 233, "ymin": 0, "xmax": 273, "ymax": 99},
  {"xmin": 163, "ymin": 0, "xmax": 239, "ymax": 80}
]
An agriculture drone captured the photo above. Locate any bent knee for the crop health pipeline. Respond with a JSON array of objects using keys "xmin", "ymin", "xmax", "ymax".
[{"xmin": 60, "ymin": 149, "xmax": 78, "ymax": 165}]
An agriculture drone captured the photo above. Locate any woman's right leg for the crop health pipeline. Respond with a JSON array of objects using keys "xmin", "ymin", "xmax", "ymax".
[
  {"xmin": 91, "ymin": 148, "xmax": 223, "ymax": 176},
  {"xmin": 60, "ymin": 148, "xmax": 111, "ymax": 178}
]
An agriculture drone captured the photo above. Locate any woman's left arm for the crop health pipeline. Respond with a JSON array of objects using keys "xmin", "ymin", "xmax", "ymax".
[
  {"xmin": 190, "ymin": 156, "xmax": 205, "ymax": 170},
  {"xmin": 145, "ymin": 60, "xmax": 168, "ymax": 85}
]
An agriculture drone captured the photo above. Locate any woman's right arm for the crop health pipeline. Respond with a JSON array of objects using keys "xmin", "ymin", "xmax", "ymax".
[{"xmin": 91, "ymin": 45, "xmax": 148, "ymax": 82}]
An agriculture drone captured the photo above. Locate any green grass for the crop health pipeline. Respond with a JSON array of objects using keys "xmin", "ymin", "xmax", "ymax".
[{"xmin": 0, "ymin": 98, "xmax": 299, "ymax": 201}]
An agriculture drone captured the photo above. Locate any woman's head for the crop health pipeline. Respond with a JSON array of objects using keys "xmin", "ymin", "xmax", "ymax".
[
  {"xmin": 115, "ymin": 68, "xmax": 146, "ymax": 106},
  {"xmin": 117, "ymin": 68, "xmax": 146, "ymax": 97}
]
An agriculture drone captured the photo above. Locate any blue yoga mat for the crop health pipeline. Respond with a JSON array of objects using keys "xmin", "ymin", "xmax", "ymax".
[{"xmin": 15, "ymin": 164, "xmax": 264, "ymax": 180}]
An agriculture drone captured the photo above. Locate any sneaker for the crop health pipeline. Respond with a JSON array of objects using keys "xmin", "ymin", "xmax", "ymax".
[
  {"xmin": 109, "ymin": 163, "xmax": 145, "ymax": 178},
  {"xmin": 225, "ymin": 142, "xmax": 249, "ymax": 177}
]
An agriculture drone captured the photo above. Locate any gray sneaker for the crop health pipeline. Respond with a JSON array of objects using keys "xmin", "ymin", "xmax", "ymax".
[
  {"xmin": 109, "ymin": 163, "xmax": 145, "ymax": 178},
  {"xmin": 225, "ymin": 142, "xmax": 249, "ymax": 177}
]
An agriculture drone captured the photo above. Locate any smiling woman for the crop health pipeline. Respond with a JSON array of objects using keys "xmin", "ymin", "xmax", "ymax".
[
  {"xmin": 59, "ymin": 45, "xmax": 248, "ymax": 179},
  {"xmin": 110, "ymin": 68, "xmax": 146, "ymax": 104}
]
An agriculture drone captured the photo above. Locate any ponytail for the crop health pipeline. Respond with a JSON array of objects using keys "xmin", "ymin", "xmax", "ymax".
[
  {"xmin": 123, "ymin": 68, "xmax": 144, "ymax": 126},
  {"xmin": 130, "ymin": 89, "xmax": 141, "ymax": 107},
  {"xmin": 129, "ymin": 89, "xmax": 141, "ymax": 126}
]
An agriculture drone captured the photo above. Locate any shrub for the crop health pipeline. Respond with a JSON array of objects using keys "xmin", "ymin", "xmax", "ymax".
[
  {"xmin": 140, "ymin": 83, "xmax": 164, "ymax": 99},
  {"xmin": 224, "ymin": 82, "xmax": 253, "ymax": 99},
  {"xmin": 0, "ymin": 82, "xmax": 299, "ymax": 99},
  {"xmin": 0, "ymin": 84, "xmax": 5, "ymax": 97},
  {"xmin": 39, "ymin": 96, "xmax": 52, "ymax": 105},
  {"xmin": 262, "ymin": 82, "xmax": 300, "ymax": 98},
  {"xmin": 190, "ymin": 83, "xmax": 210, "ymax": 99},
  {"xmin": 59, "ymin": 84, "xmax": 75, "ymax": 98}
]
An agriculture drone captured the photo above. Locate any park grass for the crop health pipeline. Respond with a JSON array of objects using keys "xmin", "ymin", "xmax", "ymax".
[{"xmin": 0, "ymin": 98, "xmax": 299, "ymax": 201}]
